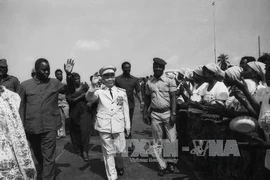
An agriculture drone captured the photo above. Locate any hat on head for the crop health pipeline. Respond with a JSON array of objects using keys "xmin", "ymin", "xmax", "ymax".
[
  {"xmin": 99, "ymin": 66, "xmax": 117, "ymax": 76},
  {"xmin": 204, "ymin": 63, "xmax": 225, "ymax": 78},
  {"xmin": 193, "ymin": 65, "xmax": 203, "ymax": 76},
  {"xmin": 153, "ymin": 57, "xmax": 167, "ymax": 66},
  {"xmin": 0, "ymin": 59, "xmax": 7, "ymax": 67},
  {"xmin": 225, "ymin": 66, "xmax": 243, "ymax": 81}
]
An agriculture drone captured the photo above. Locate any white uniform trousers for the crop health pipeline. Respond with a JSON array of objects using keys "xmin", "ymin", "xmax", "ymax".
[{"xmin": 99, "ymin": 132, "xmax": 126, "ymax": 180}]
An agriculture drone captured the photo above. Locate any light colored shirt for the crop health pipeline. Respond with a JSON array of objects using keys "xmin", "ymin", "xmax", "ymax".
[
  {"xmin": 257, "ymin": 87, "xmax": 270, "ymax": 170},
  {"xmin": 145, "ymin": 74, "xmax": 177, "ymax": 109},
  {"xmin": 0, "ymin": 87, "xmax": 36, "ymax": 179},
  {"xmin": 199, "ymin": 81, "xmax": 229, "ymax": 103},
  {"xmin": 225, "ymin": 79, "xmax": 262, "ymax": 112},
  {"xmin": 253, "ymin": 84, "xmax": 267, "ymax": 104}
]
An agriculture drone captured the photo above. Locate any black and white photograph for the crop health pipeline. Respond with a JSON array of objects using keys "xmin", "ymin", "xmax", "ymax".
[{"xmin": 1, "ymin": 0, "xmax": 270, "ymax": 179}]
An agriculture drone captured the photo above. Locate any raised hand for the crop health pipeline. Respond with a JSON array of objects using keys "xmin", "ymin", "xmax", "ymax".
[
  {"xmin": 64, "ymin": 59, "xmax": 75, "ymax": 74},
  {"xmin": 91, "ymin": 74, "xmax": 100, "ymax": 88},
  {"xmin": 82, "ymin": 82, "xmax": 89, "ymax": 92}
]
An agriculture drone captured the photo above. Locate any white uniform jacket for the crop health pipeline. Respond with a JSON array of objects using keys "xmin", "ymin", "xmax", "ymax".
[{"xmin": 85, "ymin": 85, "xmax": 130, "ymax": 134}]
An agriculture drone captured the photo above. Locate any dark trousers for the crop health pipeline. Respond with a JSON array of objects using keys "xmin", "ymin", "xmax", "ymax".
[
  {"xmin": 176, "ymin": 111, "xmax": 189, "ymax": 155},
  {"xmin": 129, "ymin": 108, "xmax": 134, "ymax": 127},
  {"xmin": 28, "ymin": 131, "xmax": 56, "ymax": 180},
  {"xmin": 127, "ymin": 108, "xmax": 134, "ymax": 138},
  {"xmin": 89, "ymin": 102, "xmax": 99, "ymax": 136},
  {"xmin": 70, "ymin": 112, "xmax": 91, "ymax": 153}
]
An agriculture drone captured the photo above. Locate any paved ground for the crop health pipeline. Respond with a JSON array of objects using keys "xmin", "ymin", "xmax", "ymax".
[{"xmin": 49, "ymin": 101, "xmax": 200, "ymax": 180}]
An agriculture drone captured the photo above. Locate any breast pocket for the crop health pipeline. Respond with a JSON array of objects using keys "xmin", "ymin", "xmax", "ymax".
[
  {"xmin": 159, "ymin": 86, "xmax": 170, "ymax": 97},
  {"xmin": 148, "ymin": 83, "xmax": 157, "ymax": 93}
]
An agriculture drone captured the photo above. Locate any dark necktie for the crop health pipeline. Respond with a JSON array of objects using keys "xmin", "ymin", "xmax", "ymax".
[{"xmin": 109, "ymin": 88, "xmax": 113, "ymax": 99}]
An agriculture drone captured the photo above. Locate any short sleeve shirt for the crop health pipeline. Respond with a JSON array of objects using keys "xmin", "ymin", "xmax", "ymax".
[
  {"xmin": 21, "ymin": 78, "xmax": 64, "ymax": 134},
  {"xmin": 257, "ymin": 87, "xmax": 270, "ymax": 170},
  {"xmin": 258, "ymin": 87, "xmax": 270, "ymax": 134},
  {"xmin": 253, "ymin": 84, "xmax": 267, "ymax": 104},
  {"xmin": 115, "ymin": 74, "xmax": 140, "ymax": 109},
  {"xmin": 145, "ymin": 74, "xmax": 177, "ymax": 109}
]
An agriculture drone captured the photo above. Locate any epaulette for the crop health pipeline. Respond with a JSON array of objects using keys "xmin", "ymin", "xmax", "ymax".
[
  {"xmin": 117, "ymin": 87, "xmax": 126, "ymax": 92},
  {"xmin": 149, "ymin": 76, "xmax": 154, "ymax": 81}
]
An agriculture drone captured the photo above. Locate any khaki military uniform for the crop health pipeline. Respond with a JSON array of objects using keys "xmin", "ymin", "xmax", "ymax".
[{"xmin": 146, "ymin": 74, "xmax": 177, "ymax": 170}]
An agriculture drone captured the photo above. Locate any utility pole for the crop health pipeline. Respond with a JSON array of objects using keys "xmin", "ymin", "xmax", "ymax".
[
  {"xmin": 258, "ymin": 36, "xmax": 261, "ymax": 57},
  {"xmin": 212, "ymin": 2, "xmax": 217, "ymax": 63}
]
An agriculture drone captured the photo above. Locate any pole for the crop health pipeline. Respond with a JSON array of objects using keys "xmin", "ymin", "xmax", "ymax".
[
  {"xmin": 212, "ymin": 2, "xmax": 217, "ymax": 64},
  {"xmin": 258, "ymin": 36, "xmax": 261, "ymax": 57}
]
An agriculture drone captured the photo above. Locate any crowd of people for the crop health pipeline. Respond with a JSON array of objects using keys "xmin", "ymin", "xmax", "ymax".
[{"xmin": 0, "ymin": 53, "xmax": 270, "ymax": 180}]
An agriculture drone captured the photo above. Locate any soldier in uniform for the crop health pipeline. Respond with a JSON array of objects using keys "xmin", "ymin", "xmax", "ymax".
[
  {"xmin": 0, "ymin": 59, "xmax": 22, "ymax": 94},
  {"xmin": 85, "ymin": 66, "xmax": 130, "ymax": 180},
  {"xmin": 143, "ymin": 57, "xmax": 177, "ymax": 176}
]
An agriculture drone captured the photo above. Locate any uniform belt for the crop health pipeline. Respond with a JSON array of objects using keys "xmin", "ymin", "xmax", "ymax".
[{"xmin": 151, "ymin": 107, "xmax": 170, "ymax": 113}]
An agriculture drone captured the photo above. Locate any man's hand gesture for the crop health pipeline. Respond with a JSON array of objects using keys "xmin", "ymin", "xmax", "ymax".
[{"xmin": 64, "ymin": 59, "xmax": 75, "ymax": 74}]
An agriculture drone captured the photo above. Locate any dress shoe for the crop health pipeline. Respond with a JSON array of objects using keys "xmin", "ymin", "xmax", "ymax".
[
  {"xmin": 82, "ymin": 151, "xmax": 90, "ymax": 162},
  {"xmin": 116, "ymin": 167, "xmax": 124, "ymax": 176},
  {"xmin": 166, "ymin": 162, "xmax": 175, "ymax": 173},
  {"xmin": 158, "ymin": 169, "xmax": 165, "ymax": 176}
]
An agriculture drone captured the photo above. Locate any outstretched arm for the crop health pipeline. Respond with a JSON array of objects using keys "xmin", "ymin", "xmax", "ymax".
[{"xmin": 234, "ymin": 78, "xmax": 261, "ymax": 115}]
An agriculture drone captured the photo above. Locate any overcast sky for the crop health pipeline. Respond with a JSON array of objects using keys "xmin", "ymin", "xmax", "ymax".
[{"xmin": 0, "ymin": 0, "xmax": 269, "ymax": 82}]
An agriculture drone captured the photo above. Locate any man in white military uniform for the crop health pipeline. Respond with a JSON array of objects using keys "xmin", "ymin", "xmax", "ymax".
[{"xmin": 85, "ymin": 66, "xmax": 130, "ymax": 180}]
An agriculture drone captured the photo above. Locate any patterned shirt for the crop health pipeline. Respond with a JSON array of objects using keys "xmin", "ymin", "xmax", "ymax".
[{"xmin": 0, "ymin": 87, "xmax": 36, "ymax": 179}]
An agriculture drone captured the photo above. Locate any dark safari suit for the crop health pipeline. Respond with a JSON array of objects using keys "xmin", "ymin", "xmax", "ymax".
[{"xmin": 21, "ymin": 77, "xmax": 65, "ymax": 180}]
